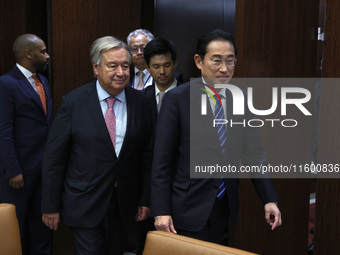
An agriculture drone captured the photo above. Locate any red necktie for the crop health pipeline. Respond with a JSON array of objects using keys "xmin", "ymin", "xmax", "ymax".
[
  {"xmin": 32, "ymin": 74, "xmax": 47, "ymax": 115},
  {"xmin": 105, "ymin": 97, "xmax": 117, "ymax": 147}
]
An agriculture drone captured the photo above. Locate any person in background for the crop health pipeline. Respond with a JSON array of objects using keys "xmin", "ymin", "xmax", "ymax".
[
  {"xmin": 127, "ymin": 29, "xmax": 155, "ymax": 90},
  {"xmin": 134, "ymin": 37, "xmax": 182, "ymax": 254},
  {"xmin": 0, "ymin": 33, "xmax": 52, "ymax": 255},
  {"xmin": 127, "ymin": 29, "xmax": 183, "ymax": 90},
  {"xmin": 144, "ymin": 37, "xmax": 182, "ymax": 125}
]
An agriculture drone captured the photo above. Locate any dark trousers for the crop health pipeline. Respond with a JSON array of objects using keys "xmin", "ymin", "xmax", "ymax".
[
  {"xmin": 135, "ymin": 217, "xmax": 155, "ymax": 255},
  {"xmin": 177, "ymin": 194, "xmax": 230, "ymax": 245},
  {"xmin": 0, "ymin": 172, "xmax": 51, "ymax": 255},
  {"xmin": 70, "ymin": 188, "xmax": 128, "ymax": 255}
]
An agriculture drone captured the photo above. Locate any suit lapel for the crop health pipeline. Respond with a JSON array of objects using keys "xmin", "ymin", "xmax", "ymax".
[
  {"xmin": 117, "ymin": 87, "xmax": 133, "ymax": 159},
  {"xmin": 190, "ymin": 80, "xmax": 221, "ymax": 156},
  {"xmin": 84, "ymin": 82, "xmax": 117, "ymax": 157},
  {"xmin": 147, "ymin": 84, "xmax": 158, "ymax": 119},
  {"xmin": 12, "ymin": 67, "xmax": 46, "ymax": 116}
]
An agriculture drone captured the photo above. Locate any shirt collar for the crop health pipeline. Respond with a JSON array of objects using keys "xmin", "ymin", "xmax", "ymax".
[
  {"xmin": 134, "ymin": 66, "xmax": 150, "ymax": 77},
  {"xmin": 16, "ymin": 63, "xmax": 34, "ymax": 79},
  {"xmin": 155, "ymin": 79, "xmax": 177, "ymax": 96},
  {"xmin": 96, "ymin": 80, "xmax": 126, "ymax": 103},
  {"xmin": 201, "ymin": 77, "xmax": 226, "ymax": 98}
]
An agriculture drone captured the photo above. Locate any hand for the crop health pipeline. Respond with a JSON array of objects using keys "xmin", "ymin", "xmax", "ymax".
[
  {"xmin": 42, "ymin": 212, "xmax": 60, "ymax": 230},
  {"xmin": 154, "ymin": 215, "xmax": 177, "ymax": 234},
  {"xmin": 264, "ymin": 202, "xmax": 282, "ymax": 230},
  {"xmin": 9, "ymin": 174, "xmax": 24, "ymax": 189},
  {"xmin": 136, "ymin": 206, "xmax": 150, "ymax": 221}
]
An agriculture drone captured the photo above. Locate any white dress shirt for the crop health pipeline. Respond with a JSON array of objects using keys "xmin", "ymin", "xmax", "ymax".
[
  {"xmin": 154, "ymin": 79, "xmax": 178, "ymax": 105},
  {"xmin": 16, "ymin": 63, "xmax": 38, "ymax": 92},
  {"xmin": 133, "ymin": 67, "xmax": 153, "ymax": 89},
  {"xmin": 97, "ymin": 81, "xmax": 127, "ymax": 156}
]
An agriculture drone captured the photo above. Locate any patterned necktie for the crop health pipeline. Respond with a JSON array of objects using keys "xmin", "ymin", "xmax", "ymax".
[
  {"xmin": 158, "ymin": 91, "xmax": 166, "ymax": 112},
  {"xmin": 214, "ymin": 94, "xmax": 227, "ymax": 199},
  {"xmin": 136, "ymin": 71, "xmax": 145, "ymax": 90},
  {"xmin": 32, "ymin": 74, "xmax": 47, "ymax": 114},
  {"xmin": 105, "ymin": 97, "xmax": 117, "ymax": 147}
]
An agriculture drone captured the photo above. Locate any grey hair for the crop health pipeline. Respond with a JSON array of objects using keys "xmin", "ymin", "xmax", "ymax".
[
  {"xmin": 126, "ymin": 29, "xmax": 154, "ymax": 46},
  {"xmin": 90, "ymin": 36, "xmax": 131, "ymax": 67}
]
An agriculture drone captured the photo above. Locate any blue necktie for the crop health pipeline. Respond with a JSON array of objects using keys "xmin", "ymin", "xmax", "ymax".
[{"xmin": 214, "ymin": 95, "xmax": 227, "ymax": 199}]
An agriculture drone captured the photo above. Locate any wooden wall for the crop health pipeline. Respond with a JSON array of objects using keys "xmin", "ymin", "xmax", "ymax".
[
  {"xmin": 233, "ymin": 1, "xmax": 319, "ymax": 254},
  {"xmin": 0, "ymin": 0, "xmax": 47, "ymax": 75},
  {"xmin": 49, "ymin": 0, "xmax": 143, "ymax": 114},
  {"xmin": 154, "ymin": 0, "xmax": 236, "ymax": 82},
  {"xmin": 315, "ymin": 0, "xmax": 340, "ymax": 253}
]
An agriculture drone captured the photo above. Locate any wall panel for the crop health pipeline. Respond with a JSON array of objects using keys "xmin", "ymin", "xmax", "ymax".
[
  {"xmin": 234, "ymin": 0, "xmax": 319, "ymax": 254},
  {"xmin": 49, "ymin": 0, "xmax": 142, "ymax": 114},
  {"xmin": 0, "ymin": 0, "xmax": 46, "ymax": 75},
  {"xmin": 155, "ymin": 0, "xmax": 236, "ymax": 82},
  {"xmin": 315, "ymin": 0, "xmax": 340, "ymax": 253}
]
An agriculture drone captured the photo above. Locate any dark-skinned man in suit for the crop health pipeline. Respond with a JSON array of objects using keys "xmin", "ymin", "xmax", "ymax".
[{"xmin": 0, "ymin": 34, "xmax": 52, "ymax": 255}]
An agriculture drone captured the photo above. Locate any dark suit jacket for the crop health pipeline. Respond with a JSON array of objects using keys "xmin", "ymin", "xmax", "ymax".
[
  {"xmin": 143, "ymin": 80, "xmax": 183, "ymax": 129},
  {"xmin": 42, "ymin": 82, "xmax": 153, "ymax": 228},
  {"xmin": 151, "ymin": 80, "xmax": 278, "ymax": 232},
  {"xmin": 0, "ymin": 65, "xmax": 53, "ymax": 178}
]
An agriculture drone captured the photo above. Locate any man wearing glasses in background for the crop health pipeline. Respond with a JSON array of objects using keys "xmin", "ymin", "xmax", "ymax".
[
  {"xmin": 127, "ymin": 29, "xmax": 183, "ymax": 91},
  {"xmin": 151, "ymin": 29, "xmax": 282, "ymax": 245},
  {"xmin": 127, "ymin": 29, "xmax": 154, "ymax": 90}
]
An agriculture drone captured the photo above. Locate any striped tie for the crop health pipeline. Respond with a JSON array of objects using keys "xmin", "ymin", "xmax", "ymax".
[{"xmin": 214, "ymin": 95, "xmax": 227, "ymax": 199}]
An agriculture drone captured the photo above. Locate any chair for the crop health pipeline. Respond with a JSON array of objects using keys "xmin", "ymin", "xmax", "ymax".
[
  {"xmin": 0, "ymin": 203, "xmax": 22, "ymax": 255},
  {"xmin": 143, "ymin": 231, "xmax": 258, "ymax": 255}
]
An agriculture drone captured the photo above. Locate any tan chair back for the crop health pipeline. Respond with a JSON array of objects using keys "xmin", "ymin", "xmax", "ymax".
[
  {"xmin": 143, "ymin": 231, "xmax": 258, "ymax": 255},
  {"xmin": 0, "ymin": 203, "xmax": 22, "ymax": 255}
]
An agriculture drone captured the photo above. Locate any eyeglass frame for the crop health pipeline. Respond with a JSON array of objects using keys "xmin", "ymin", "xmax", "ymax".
[
  {"xmin": 200, "ymin": 55, "xmax": 237, "ymax": 67},
  {"xmin": 130, "ymin": 45, "xmax": 146, "ymax": 54}
]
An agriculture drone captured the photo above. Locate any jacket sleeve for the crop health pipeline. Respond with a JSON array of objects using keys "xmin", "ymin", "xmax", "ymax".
[
  {"xmin": 0, "ymin": 77, "xmax": 23, "ymax": 178},
  {"xmin": 41, "ymin": 96, "xmax": 72, "ymax": 212}
]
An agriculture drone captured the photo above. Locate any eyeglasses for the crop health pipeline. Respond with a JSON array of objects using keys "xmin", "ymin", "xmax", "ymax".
[
  {"xmin": 208, "ymin": 57, "xmax": 237, "ymax": 67},
  {"xmin": 130, "ymin": 46, "xmax": 146, "ymax": 54}
]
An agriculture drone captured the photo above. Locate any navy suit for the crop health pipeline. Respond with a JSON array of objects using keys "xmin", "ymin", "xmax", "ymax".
[
  {"xmin": 133, "ymin": 81, "xmax": 183, "ymax": 254},
  {"xmin": 151, "ymin": 80, "xmax": 277, "ymax": 241},
  {"xmin": 42, "ymin": 82, "xmax": 153, "ymax": 253},
  {"xmin": 0, "ymin": 65, "xmax": 53, "ymax": 254}
]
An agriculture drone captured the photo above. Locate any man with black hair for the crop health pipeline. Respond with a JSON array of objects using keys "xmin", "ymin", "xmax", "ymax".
[
  {"xmin": 0, "ymin": 34, "xmax": 52, "ymax": 255},
  {"xmin": 144, "ymin": 37, "xmax": 182, "ymax": 118},
  {"xmin": 132, "ymin": 37, "xmax": 182, "ymax": 255},
  {"xmin": 151, "ymin": 29, "xmax": 282, "ymax": 245}
]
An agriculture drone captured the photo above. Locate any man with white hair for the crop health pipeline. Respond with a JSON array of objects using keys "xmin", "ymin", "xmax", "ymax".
[{"xmin": 42, "ymin": 36, "xmax": 153, "ymax": 254}]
